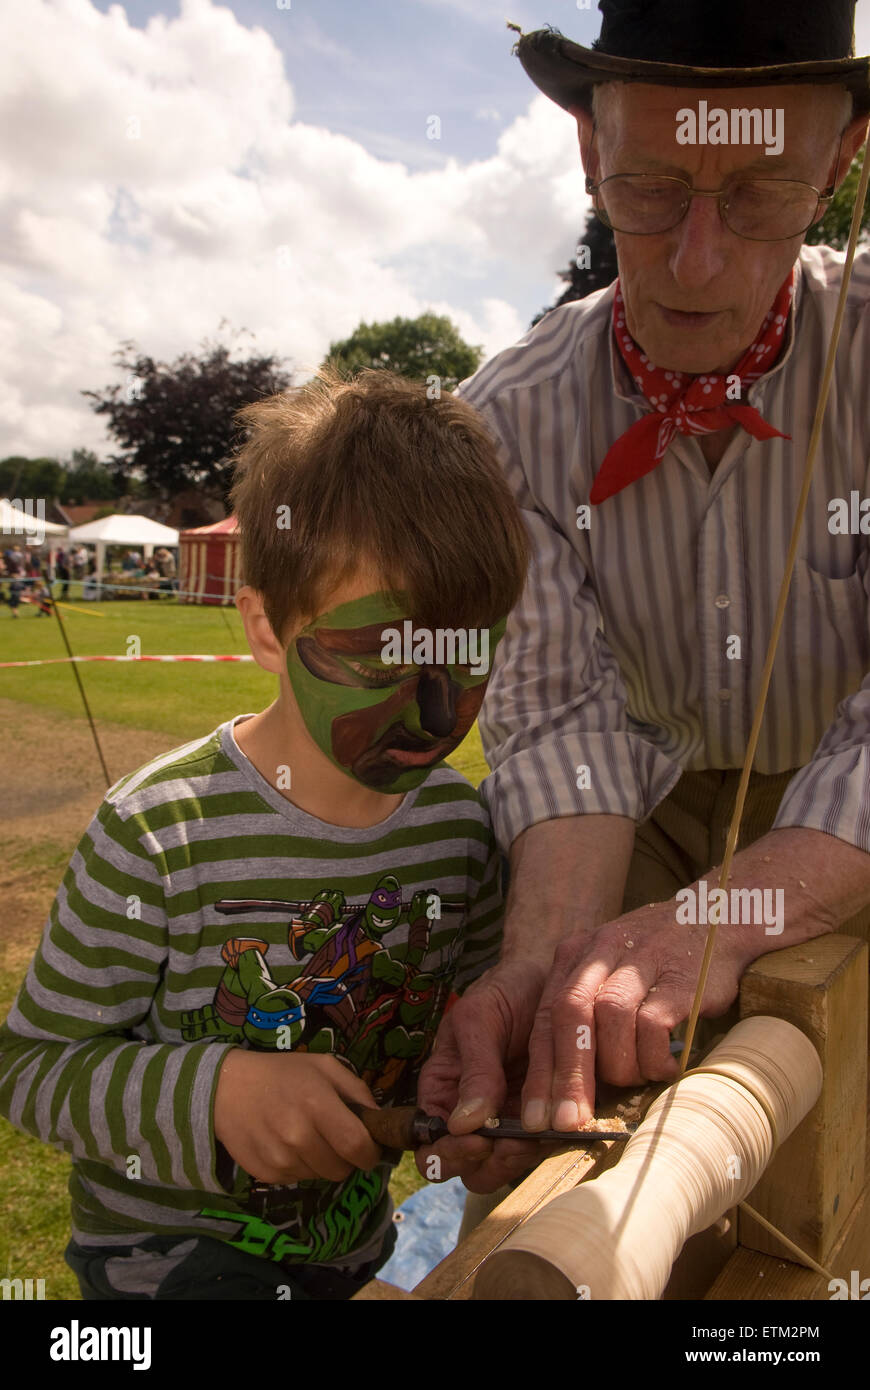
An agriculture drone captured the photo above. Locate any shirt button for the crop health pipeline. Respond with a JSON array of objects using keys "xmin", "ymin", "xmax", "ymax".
[
  {"xmin": 718, "ymin": 689, "xmax": 731, "ymax": 702},
  {"xmin": 715, "ymin": 594, "xmax": 730, "ymax": 609}
]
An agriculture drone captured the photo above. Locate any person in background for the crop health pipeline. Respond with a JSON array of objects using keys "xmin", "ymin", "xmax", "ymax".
[{"xmin": 55, "ymin": 547, "xmax": 70, "ymax": 601}]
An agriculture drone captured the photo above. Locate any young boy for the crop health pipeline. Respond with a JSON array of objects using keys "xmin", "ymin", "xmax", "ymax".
[{"xmin": 0, "ymin": 366, "xmax": 528, "ymax": 1300}]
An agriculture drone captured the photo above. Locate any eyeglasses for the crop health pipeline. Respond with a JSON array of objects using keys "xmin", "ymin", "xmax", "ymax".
[{"xmin": 585, "ymin": 172, "xmax": 834, "ymax": 241}]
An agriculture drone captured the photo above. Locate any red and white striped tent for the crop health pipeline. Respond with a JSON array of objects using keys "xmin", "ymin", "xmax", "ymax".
[{"xmin": 178, "ymin": 515, "xmax": 241, "ymax": 606}]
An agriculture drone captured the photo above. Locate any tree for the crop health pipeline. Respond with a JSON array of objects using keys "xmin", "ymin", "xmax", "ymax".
[
  {"xmin": 0, "ymin": 455, "xmax": 65, "ymax": 500},
  {"xmin": 323, "ymin": 313, "xmax": 483, "ymax": 393},
  {"xmin": 83, "ymin": 338, "xmax": 292, "ymax": 504},
  {"xmin": 531, "ymin": 212, "xmax": 618, "ymax": 327},
  {"xmin": 806, "ymin": 151, "xmax": 870, "ymax": 248},
  {"xmin": 59, "ymin": 448, "xmax": 125, "ymax": 504}
]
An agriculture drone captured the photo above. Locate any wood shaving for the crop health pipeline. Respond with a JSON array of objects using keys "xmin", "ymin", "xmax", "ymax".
[{"xmin": 579, "ymin": 1115, "xmax": 630, "ymax": 1134}]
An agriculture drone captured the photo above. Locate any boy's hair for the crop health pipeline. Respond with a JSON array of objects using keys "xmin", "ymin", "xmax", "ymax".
[{"xmin": 229, "ymin": 363, "xmax": 529, "ymax": 642}]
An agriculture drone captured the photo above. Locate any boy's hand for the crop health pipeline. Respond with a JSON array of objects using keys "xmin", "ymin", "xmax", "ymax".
[{"xmin": 214, "ymin": 1050, "xmax": 383, "ymax": 1184}]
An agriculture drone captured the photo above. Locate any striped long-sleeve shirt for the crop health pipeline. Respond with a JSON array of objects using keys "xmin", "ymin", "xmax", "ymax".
[
  {"xmin": 456, "ymin": 243, "xmax": 870, "ymax": 858},
  {"xmin": 0, "ymin": 715, "xmax": 502, "ymax": 1281}
]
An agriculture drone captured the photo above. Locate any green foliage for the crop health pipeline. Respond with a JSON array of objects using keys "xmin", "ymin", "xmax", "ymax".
[
  {"xmin": 83, "ymin": 336, "xmax": 292, "ymax": 505},
  {"xmin": 805, "ymin": 150, "xmax": 870, "ymax": 248},
  {"xmin": 60, "ymin": 448, "xmax": 126, "ymax": 504},
  {"xmin": 0, "ymin": 456, "xmax": 65, "ymax": 500},
  {"xmin": 0, "ymin": 449, "xmax": 135, "ymax": 507},
  {"xmin": 323, "ymin": 313, "xmax": 483, "ymax": 393}
]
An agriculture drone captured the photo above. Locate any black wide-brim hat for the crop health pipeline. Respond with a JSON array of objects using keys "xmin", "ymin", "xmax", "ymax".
[{"xmin": 513, "ymin": 0, "xmax": 870, "ymax": 116}]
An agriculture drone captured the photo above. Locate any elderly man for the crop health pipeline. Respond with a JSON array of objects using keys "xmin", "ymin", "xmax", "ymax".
[{"xmin": 418, "ymin": 0, "xmax": 870, "ymax": 1196}]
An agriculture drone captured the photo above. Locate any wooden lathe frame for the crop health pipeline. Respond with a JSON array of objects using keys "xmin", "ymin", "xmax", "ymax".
[{"xmin": 353, "ymin": 934, "xmax": 869, "ymax": 1301}]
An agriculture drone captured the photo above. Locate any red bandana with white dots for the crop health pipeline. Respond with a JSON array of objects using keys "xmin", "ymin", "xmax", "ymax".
[{"xmin": 589, "ymin": 271, "xmax": 795, "ymax": 505}]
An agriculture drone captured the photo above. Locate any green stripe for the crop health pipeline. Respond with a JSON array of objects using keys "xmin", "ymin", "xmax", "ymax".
[{"xmin": 0, "ymin": 721, "xmax": 502, "ymax": 1263}]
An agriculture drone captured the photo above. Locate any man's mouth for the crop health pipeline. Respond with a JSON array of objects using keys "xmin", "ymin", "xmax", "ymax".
[{"xmin": 657, "ymin": 305, "xmax": 723, "ymax": 329}]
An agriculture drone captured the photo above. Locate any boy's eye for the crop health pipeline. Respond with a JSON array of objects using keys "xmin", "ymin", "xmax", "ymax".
[
  {"xmin": 345, "ymin": 659, "xmax": 417, "ymax": 685},
  {"xmin": 341, "ymin": 658, "xmax": 416, "ymax": 686}
]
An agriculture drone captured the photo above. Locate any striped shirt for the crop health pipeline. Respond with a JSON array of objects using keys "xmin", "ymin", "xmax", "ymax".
[
  {"xmin": 456, "ymin": 243, "xmax": 870, "ymax": 856},
  {"xmin": 0, "ymin": 715, "xmax": 501, "ymax": 1288}
]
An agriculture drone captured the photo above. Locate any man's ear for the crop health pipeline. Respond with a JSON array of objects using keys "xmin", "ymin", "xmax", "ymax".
[
  {"xmin": 235, "ymin": 585, "xmax": 288, "ymax": 675},
  {"xmin": 832, "ymin": 112, "xmax": 870, "ymax": 189},
  {"xmin": 573, "ymin": 105, "xmax": 599, "ymax": 182}
]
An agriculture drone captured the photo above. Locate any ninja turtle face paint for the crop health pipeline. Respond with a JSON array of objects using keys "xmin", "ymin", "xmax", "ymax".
[{"xmin": 286, "ymin": 592, "xmax": 507, "ymax": 793}]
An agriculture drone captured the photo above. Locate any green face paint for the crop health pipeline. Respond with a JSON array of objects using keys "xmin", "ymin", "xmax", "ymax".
[{"xmin": 286, "ymin": 591, "xmax": 507, "ymax": 792}]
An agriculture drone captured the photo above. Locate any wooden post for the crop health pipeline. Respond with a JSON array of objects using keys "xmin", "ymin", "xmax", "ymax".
[
  {"xmin": 351, "ymin": 1279, "xmax": 422, "ymax": 1301},
  {"xmin": 738, "ymin": 933, "xmax": 868, "ymax": 1264}
]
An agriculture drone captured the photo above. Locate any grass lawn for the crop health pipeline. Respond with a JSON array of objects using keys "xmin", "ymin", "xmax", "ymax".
[{"xmin": 0, "ymin": 597, "xmax": 489, "ymax": 1297}]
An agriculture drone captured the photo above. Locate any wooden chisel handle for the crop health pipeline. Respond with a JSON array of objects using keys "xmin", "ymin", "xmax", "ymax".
[{"xmin": 348, "ymin": 1104, "xmax": 449, "ymax": 1150}]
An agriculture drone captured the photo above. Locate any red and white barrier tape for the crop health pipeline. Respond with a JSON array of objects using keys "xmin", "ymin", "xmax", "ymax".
[{"xmin": 0, "ymin": 654, "xmax": 254, "ymax": 669}]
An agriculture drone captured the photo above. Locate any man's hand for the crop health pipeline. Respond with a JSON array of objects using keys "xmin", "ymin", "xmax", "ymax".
[
  {"xmin": 414, "ymin": 961, "xmax": 557, "ymax": 1193},
  {"xmin": 521, "ymin": 901, "xmax": 752, "ymax": 1129},
  {"xmin": 214, "ymin": 1050, "xmax": 382, "ymax": 1183}
]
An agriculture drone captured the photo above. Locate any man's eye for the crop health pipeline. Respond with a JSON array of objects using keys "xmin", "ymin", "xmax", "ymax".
[{"xmin": 624, "ymin": 180, "xmax": 676, "ymax": 203}]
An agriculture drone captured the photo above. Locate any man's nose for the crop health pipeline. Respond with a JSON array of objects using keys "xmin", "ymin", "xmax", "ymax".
[
  {"xmin": 667, "ymin": 193, "xmax": 728, "ymax": 292},
  {"xmin": 416, "ymin": 667, "xmax": 459, "ymax": 737}
]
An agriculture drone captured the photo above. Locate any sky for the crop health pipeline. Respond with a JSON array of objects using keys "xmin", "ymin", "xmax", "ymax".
[{"xmin": 3, "ymin": 0, "xmax": 870, "ymax": 462}]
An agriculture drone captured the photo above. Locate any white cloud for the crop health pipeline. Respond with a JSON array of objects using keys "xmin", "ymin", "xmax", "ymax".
[{"xmin": 0, "ymin": 0, "xmax": 586, "ymax": 460}]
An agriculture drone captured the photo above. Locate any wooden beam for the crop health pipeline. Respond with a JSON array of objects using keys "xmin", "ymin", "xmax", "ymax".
[
  {"xmin": 737, "ymin": 933, "xmax": 868, "ymax": 1264},
  {"xmin": 350, "ymin": 1278, "xmax": 422, "ymax": 1300}
]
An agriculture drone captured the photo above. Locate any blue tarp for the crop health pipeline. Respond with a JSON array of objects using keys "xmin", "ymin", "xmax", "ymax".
[{"xmin": 378, "ymin": 1178, "xmax": 468, "ymax": 1290}]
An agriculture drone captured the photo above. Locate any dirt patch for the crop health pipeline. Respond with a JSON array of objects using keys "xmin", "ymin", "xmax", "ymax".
[{"xmin": 0, "ymin": 699, "xmax": 180, "ymax": 966}]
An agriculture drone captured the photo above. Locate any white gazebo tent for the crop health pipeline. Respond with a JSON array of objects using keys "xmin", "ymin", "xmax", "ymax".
[{"xmin": 67, "ymin": 514, "xmax": 180, "ymax": 587}]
